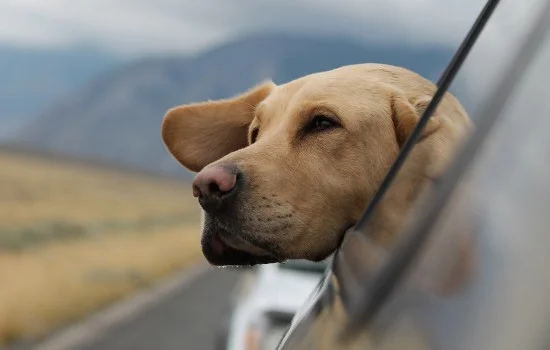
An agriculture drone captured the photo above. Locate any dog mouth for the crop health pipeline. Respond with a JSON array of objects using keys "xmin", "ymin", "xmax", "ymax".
[{"xmin": 202, "ymin": 228, "xmax": 281, "ymax": 267}]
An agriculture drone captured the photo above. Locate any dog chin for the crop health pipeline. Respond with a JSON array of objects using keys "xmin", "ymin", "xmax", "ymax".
[{"xmin": 200, "ymin": 223, "xmax": 281, "ymax": 267}]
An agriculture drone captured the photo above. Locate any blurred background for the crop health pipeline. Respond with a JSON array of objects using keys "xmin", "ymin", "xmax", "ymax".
[{"xmin": 0, "ymin": 0, "xmax": 536, "ymax": 349}]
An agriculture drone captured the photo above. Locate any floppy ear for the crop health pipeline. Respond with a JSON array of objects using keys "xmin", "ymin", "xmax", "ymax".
[
  {"xmin": 161, "ymin": 81, "xmax": 276, "ymax": 172},
  {"xmin": 391, "ymin": 94, "xmax": 441, "ymax": 147},
  {"xmin": 366, "ymin": 94, "xmax": 445, "ymax": 246}
]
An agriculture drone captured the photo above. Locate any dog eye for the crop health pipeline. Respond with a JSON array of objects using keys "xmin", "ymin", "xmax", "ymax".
[
  {"xmin": 250, "ymin": 128, "xmax": 259, "ymax": 144},
  {"xmin": 306, "ymin": 115, "xmax": 340, "ymax": 132}
]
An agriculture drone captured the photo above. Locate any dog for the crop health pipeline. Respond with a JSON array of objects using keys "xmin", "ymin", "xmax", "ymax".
[{"xmin": 161, "ymin": 63, "xmax": 472, "ymax": 267}]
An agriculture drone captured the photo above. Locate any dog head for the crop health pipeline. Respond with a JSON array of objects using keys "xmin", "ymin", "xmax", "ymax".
[{"xmin": 161, "ymin": 64, "xmax": 471, "ymax": 266}]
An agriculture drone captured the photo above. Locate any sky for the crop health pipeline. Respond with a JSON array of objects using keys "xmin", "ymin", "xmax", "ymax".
[
  {"xmin": 0, "ymin": 0, "xmax": 495, "ymax": 56},
  {"xmin": 0, "ymin": 0, "xmax": 547, "ymax": 104}
]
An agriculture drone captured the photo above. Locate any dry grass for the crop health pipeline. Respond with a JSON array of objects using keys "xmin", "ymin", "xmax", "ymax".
[
  {"xmin": 0, "ymin": 150, "xmax": 204, "ymax": 346},
  {"xmin": 0, "ymin": 151, "xmax": 196, "ymax": 230},
  {"xmin": 0, "ymin": 225, "xmax": 202, "ymax": 345}
]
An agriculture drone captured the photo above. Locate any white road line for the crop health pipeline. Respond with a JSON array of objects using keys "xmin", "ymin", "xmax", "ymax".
[{"xmin": 31, "ymin": 263, "xmax": 209, "ymax": 350}]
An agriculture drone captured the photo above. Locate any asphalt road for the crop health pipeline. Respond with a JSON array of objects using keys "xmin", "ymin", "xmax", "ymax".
[{"xmin": 74, "ymin": 268, "xmax": 243, "ymax": 350}]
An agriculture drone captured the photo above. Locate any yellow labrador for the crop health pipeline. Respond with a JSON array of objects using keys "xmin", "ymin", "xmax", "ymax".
[{"xmin": 161, "ymin": 63, "xmax": 472, "ymax": 267}]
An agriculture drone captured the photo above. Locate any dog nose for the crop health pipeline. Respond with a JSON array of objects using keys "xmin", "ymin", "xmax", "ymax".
[{"xmin": 192, "ymin": 165, "xmax": 239, "ymax": 213}]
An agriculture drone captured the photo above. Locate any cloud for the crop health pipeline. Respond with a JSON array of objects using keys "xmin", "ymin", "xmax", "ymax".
[
  {"xmin": 0, "ymin": 0, "xmax": 229, "ymax": 54},
  {"xmin": 0, "ymin": 0, "xmax": 486, "ymax": 56},
  {"xmin": 1, "ymin": 0, "xmax": 547, "ymax": 110}
]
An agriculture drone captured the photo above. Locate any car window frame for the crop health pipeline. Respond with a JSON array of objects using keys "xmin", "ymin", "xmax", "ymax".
[{"xmin": 277, "ymin": 0, "xmax": 550, "ymax": 347}]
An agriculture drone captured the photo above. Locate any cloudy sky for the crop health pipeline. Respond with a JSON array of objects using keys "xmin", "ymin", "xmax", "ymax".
[
  {"xmin": 0, "ymin": 0, "xmax": 506, "ymax": 56},
  {"xmin": 0, "ymin": 0, "xmax": 547, "ymax": 100}
]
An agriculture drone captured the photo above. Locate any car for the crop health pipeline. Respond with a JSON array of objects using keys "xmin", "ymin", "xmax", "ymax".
[
  {"xmin": 277, "ymin": 0, "xmax": 550, "ymax": 349},
  {"xmin": 217, "ymin": 259, "xmax": 330, "ymax": 350}
]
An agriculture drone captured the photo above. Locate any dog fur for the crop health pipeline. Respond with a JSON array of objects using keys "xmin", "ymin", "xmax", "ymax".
[{"xmin": 161, "ymin": 63, "xmax": 472, "ymax": 267}]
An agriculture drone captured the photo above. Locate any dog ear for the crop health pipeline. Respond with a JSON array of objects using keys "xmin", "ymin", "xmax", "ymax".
[
  {"xmin": 391, "ymin": 95, "xmax": 441, "ymax": 148},
  {"xmin": 364, "ymin": 94, "xmax": 446, "ymax": 246},
  {"xmin": 161, "ymin": 81, "xmax": 276, "ymax": 172}
]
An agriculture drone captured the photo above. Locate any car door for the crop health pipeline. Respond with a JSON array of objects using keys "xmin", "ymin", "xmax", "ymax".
[{"xmin": 277, "ymin": 0, "xmax": 550, "ymax": 348}]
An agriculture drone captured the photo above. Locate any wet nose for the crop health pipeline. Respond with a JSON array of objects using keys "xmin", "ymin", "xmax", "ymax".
[{"xmin": 192, "ymin": 165, "xmax": 239, "ymax": 213}]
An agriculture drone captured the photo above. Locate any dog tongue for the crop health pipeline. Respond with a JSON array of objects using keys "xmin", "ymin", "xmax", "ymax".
[{"xmin": 211, "ymin": 235, "xmax": 225, "ymax": 255}]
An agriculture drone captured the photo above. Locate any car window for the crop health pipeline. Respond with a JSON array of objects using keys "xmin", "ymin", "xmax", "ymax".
[
  {"xmin": 278, "ymin": 0, "xmax": 550, "ymax": 348},
  {"xmin": 341, "ymin": 14, "xmax": 550, "ymax": 348}
]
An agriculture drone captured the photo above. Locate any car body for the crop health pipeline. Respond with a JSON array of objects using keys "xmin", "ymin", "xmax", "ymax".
[
  {"xmin": 219, "ymin": 259, "xmax": 329, "ymax": 350},
  {"xmin": 277, "ymin": 0, "xmax": 550, "ymax": 349}
]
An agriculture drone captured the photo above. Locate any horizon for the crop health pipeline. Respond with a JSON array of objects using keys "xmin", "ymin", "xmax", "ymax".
[{"xmin": 1, "ymin": 0, "xmax": 547, "ymax": 168}]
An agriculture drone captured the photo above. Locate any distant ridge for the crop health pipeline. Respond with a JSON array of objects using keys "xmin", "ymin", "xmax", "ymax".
[{"xmin": 14, "ymin": 33, "xmax": 454, "ymax": 178}]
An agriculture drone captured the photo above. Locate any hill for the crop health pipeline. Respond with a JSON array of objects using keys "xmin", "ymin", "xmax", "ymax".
[
  {"xmin": 0, "ymin": 46, "xmax": 119, "ymax": 137},
  {"xmin": 13, "ymin": 34, "xmax": 455, "ymax": 178}
]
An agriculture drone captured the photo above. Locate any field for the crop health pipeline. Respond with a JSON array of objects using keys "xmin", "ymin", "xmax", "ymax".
[{"xmin": 0, "ymin": 150, "xmax": 202, "ymax": 346}]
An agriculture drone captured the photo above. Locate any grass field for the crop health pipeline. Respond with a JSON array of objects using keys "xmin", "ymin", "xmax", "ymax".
[{"xmin": 0, "ymin": 150, "xmax": 202, "ymax": 346}]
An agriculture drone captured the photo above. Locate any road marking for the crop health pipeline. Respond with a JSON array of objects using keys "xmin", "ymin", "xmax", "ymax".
[{"xmin": 31, "ymin": 264, "xmax": 209, "ymax": 350}]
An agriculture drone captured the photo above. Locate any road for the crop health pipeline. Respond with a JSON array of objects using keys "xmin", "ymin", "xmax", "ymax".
[
  {"xmin": 75, "ymin": 268, "xmax": 242, "ymax": 350},
  {"xmin": 10, "ymin": 267, "xmax": 243, "ymax": 350}
]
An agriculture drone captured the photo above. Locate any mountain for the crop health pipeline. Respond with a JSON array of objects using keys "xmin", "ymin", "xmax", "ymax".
[
  {"xmin": 0, "ymin": 46, "xmax": 120, "ymax": 136},
  {"xmin": 13, "ymin": 34, "xmax": 455, "ymax": 178}
]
